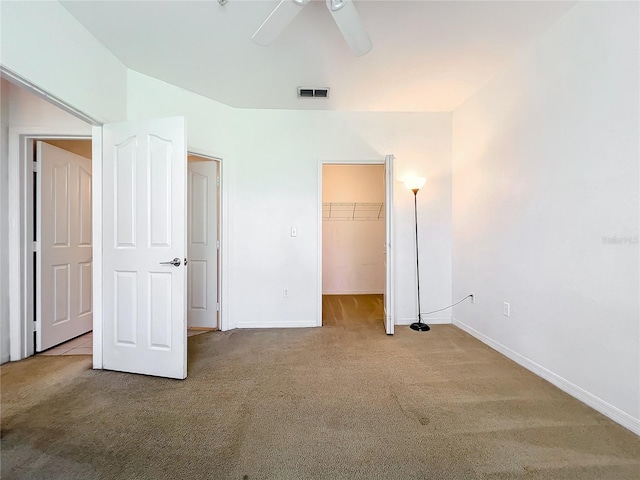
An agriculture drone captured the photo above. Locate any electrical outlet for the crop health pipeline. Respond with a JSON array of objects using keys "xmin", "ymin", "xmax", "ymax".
[
  {"xmin": 470, "ymin": 293, "xmax": 476, "ymax": 304},
  {"xmin": 283, "ymin": 288, "xmax": 289, "ymax": 298},
  {"xmin": 502, "ymin": 302, "xmax": 510, "ymax": 317},
  {"xmin": 291, "ymin": 227, "xmax": 297, "ymax": 237}
]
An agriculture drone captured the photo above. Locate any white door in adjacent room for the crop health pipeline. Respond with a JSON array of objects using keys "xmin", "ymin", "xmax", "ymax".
[
  {"xmin": 384, "ymin": 154, "xmax": 395, "ymax": 335},
  {"xmin": 36, "ymin": 142, "xmax": 93, "ymax": 351},
  {"xmin": 187, "ymin": 157, "xmax": 219, "ymax": 329},
  {"xmin": 102, "ymin": 117, "xmax": 188, "ymax": 379}
]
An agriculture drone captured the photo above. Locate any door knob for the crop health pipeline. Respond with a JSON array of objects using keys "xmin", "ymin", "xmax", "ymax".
[{"xmin": 160, "ymin": 257, "xmax": 181, "ymax": 267}]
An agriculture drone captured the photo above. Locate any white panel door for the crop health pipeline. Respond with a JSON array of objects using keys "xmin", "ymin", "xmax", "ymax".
[
  {"xmin": 102, "ymin": 117, "xmax": 187, "ymax": 379},
  {"xmin": 187, "ymin": 159, "xmax": 218, "ymax": 328},
  {"xmin": 384, "ymin": 154, "xmax": 395, "ymax": 335},
  {"xmin": 37, "ymin": 142, "xmax": 93, "ymax": 351}
]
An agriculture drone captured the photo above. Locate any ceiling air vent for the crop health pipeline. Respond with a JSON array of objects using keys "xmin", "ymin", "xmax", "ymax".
[{"xmin": 298, "ymin": 87, "xmax": 330, "ymax": 99}]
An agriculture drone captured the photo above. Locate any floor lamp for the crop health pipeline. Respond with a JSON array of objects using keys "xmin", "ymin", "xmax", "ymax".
[{"xmin": 405, "ymin": 177, "xmax": 430, "ymax": 332}]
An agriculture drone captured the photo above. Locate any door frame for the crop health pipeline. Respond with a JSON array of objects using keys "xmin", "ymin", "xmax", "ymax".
[
  {"xmin": 186, "ymin": 151, "xmax": 224, "ymax": 331},
  {"xmin": 317, "ymin": 158, "xmax": 395, "ymax": 328},
  {"xmin": 8, "ymin": 128, "xmax": 95, "ymax": 361}
]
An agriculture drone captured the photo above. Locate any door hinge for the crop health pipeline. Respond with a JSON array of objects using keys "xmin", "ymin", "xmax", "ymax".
[
  {"xmin": 216, "ymin": 176, "xmax": 220, "ymax": 187},
  {"xmin": 32, "ymin": 241, "xmax": 39, "ymax": 252},
  {"xmin": 216, "ymin": 241, "xmax": 220, "ymax": 250},
  {"xmin": 216, "ymin": 303, "xmax": 220, "ymax": 312},
  {"xmin": 32, "ymin": 161, "xmax": 39, "ymax": 172}
]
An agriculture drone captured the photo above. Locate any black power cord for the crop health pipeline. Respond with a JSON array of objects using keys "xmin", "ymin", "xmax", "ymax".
[{"xmin": 420, "ymin": 294, "xmax": 474, "ymax": 316}]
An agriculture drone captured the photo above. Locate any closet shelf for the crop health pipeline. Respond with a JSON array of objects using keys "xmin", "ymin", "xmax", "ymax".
[{"xmin": 322, "ymin": 202, "xmax": 384, "ymax": 221}]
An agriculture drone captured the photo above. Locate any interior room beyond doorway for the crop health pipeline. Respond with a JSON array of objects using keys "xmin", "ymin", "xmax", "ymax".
[{"xmin": 321, "ymin": 164, "xmax": 386, "ymax": 329}]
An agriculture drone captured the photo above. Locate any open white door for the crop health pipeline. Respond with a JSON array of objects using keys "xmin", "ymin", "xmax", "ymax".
[
  {"xmin": 102, "ymin": 117, "xmax": 187, "ymax": 379},
  {"xmin": 384, "ymin": 154, "xmax": 395, "ymax": 335},
  {"xmin": 36, "ymin": 142, "xmax": 93, "ymax": 351},
  {"xmin": 187, "ymin": 158, "xmax": 219, "ymax": 329}
]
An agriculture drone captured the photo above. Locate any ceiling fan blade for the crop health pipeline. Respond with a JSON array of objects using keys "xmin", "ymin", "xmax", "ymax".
[
  {"xmin": 326, "ymin": 0, "xmax": 372, "ymax": 56},
  {"xmin": 252, "ymin": 0, "xmax": 309, "ymax": 46}
]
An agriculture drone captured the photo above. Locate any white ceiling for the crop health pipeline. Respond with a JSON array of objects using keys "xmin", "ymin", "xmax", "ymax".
[{"xmin": 60, "ymin": 0, "xmax": 576, "ymax": 112}]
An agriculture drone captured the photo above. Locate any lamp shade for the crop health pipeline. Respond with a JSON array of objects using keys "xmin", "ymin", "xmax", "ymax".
[{"xmin": 404, "ymin": 176, "xmax": 426, "ymax": 191}]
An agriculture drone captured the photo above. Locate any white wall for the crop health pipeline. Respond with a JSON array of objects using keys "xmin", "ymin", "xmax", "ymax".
[
  {"xmin": 322, "ymin": 165, "xmax": 385, "ymax": 295},
  {"xmin": 0, "ymin": 80, "xmax": 10, "ymax": 363},
  {"xmin": 127, "ymin": 71, "xmax": 453, "ymax": 328},
  {"xmin": 235, "ymin": 109, "xmax": 452, "ymax": 327},
  {"xmin": 7, "ymin": 82, "xmax": 93, "ymax": 132},
  {"xmin": 323, "ymin": 165, "xmax": 385, "ymax": 204},
  {"xmin": 452, "ymin": 1, "xmax": 639, "ymax": 433},
  {"xmin": 0, "ymin": 0, "xmax": 127, "ymax": 123}
]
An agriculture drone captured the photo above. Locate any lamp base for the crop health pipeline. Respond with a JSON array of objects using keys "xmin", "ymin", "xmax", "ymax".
[{"xmin": 410, "ymin": 322, "xmax": 431, "ymax": 332}]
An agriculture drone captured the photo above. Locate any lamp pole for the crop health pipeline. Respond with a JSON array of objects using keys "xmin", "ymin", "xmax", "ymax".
[{"xmin": 410, "ymin": 186, "xmax": 430, "ymax": 332}]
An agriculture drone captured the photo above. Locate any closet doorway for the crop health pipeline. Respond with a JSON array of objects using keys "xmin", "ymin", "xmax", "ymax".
[
  {"xmin": 321, "ymin": 163, "xmax": 388, "ymax": 332},
  {"xmin": 187, "ymin": 154, "xmax": 220, "ymax": 331},
  {"xmin": 35, "ymin": 139, "xmax": 93, "ymax": 352}
]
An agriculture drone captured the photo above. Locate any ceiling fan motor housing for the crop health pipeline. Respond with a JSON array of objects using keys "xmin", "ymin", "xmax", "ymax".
[{"xmin": 252, "ymin": 0, "xmax": 373, "ymax": 57}]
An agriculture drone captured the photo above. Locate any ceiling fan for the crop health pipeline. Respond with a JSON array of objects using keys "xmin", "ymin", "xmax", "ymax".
[{"xmin": 251, "ymin": 0, "xmax": 373, "ymax": 57}]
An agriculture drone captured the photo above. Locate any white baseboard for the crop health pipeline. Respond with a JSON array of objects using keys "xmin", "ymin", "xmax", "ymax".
[
  {"xmin": 322, "ymin": 291, "xmax": 384, "ymax": 295},
  {"xmin": 453, "ymin": 318, "xmax": 640, "ymax": 436},
  {"xmin": 396, "ymin": 316, "xmax": 451, "ymax": 325},
  {"xmin": 233, "ymin": 320, "xmax": 318, "ymax": 329}
]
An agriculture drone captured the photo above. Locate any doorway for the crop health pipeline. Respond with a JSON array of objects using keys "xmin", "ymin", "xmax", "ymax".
[
  {"xmin": 35, "ymin": 139, "xmax": 93, "ymax": 353},
  {"xmin": 319, "ymin": 157, "xmax": 395, "ymax": 333},
  {"xmin": 187, "ymin": 154, "xmax": 221, "ymax": 331}
]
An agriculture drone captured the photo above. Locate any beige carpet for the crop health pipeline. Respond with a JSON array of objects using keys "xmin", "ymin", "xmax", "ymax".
[{"xmin": 2, "ymin": 294, "xmax": 639, "ymax": 479}]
